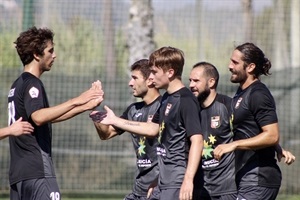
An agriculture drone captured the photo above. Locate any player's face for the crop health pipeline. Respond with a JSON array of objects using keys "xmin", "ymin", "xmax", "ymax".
[
  {"xmin": 189, "ymin": 67, "xmax": 210, "ymax": 103},
  {"xmin": 229, "ymin": 50, "xmax": 247, "ymax": 83},
  {"xmin": 128, "ymin": 70, "xmax": 148, "ymax": 98},
  {"xmin": 39, "ymin": 41, "xmax": 56, "ymax": 72},
  {"xmin": 149, "ymin": 66, "xmax": 169, "ymax": 89}
]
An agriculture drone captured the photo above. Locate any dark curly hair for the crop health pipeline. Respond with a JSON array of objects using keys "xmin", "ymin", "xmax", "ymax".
[{"xmin": 14, "ymin": 26, "xmax": 54, "ymax": 66}]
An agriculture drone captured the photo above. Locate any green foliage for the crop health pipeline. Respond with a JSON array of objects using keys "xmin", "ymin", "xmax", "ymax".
[{"xmin": 0, "ymin": 31, "xmax": 21, "ymax": 68}]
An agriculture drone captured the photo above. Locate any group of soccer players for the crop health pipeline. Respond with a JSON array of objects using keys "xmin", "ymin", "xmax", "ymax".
[{"xmin": 3, "ymin": 26, "xmax": 295, "ymax": 200}]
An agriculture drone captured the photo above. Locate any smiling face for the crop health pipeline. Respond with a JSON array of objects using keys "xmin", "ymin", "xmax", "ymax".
[
  {"xmin": 38, "ymin": 41, "xmax": 56, "ymax": 72},
  {"xmin": 128, "ymin": 69, "xmax": 149, "ymax": 98},
  {"xmin": 229, "ymin": 49, "xmax": 248, "ymax": 84}
]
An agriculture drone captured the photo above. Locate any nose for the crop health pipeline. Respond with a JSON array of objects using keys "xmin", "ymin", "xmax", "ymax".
[
  {"xmin": 128, "ymin": 78, "xmax": 134, "ymax": 87},
  {"xmin": 53, "ymin": 52, "xmax": 57, "ymax": 59},
  {"xmin": 189, "ymin": 81, "xmax": 195, "ymax": 88},
  {"xmin": 149, "ymin": 73, "xmax": 154, "ymax": 80}
]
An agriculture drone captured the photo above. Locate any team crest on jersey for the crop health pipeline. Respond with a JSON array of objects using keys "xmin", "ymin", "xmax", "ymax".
[
  {"xmin": 211, "ymin": 116, "xmax": 220, "ymax": 128},
  {"xmin": 235, "ymin": 97, "xmax": 243, "ymax": 109},
  {"xmin": 147, "ymin": 115, "xmax": 153, "ymax": 122},
  {"xmin": 165, "ymin": 103, "xmax": 172, "ymax": 116},
  {"xmin": 29, "ymin": 87, "xmax": 39, "ymax": 98}
]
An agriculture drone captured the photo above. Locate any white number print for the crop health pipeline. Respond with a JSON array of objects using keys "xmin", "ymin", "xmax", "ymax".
[
  {"xmin": 50, "ymin": 192, "xmax": 60, "ymax": 200},
  {"xmin": 8, "ymin": 101, "xmax": 16, "ymax": 125}
]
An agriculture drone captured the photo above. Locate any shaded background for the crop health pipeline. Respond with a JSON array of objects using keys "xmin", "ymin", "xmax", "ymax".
[{"xmin": 0, "ymin": 0, "xmax": 299, "ymax": 198}]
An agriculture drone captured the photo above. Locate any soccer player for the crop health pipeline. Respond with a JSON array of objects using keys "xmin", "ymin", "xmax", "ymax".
[
  {"xmin": 190, "ymin": 61, "xmax": 295, "ymax": 200},
  {"xmin": 0, "ymin": 117, "xmax": 34, "ymax": 140},
  {"xmin": 189, "ymin": 62, "xmax": 237, "ymax": 200},
  {"xmin": 213, "ymin": 43, "xmax": 284, "ymax": 200},
  {"xmin": 93, "ymin": 47, "xmax": 203, "ymax": 200},
  {"xmin": 90, "ymin": 59, "xmax": 161, "ymax": 200},
  {"xmin": 8, "ymin": 26, "xmax": 103, "ymax": 200}
]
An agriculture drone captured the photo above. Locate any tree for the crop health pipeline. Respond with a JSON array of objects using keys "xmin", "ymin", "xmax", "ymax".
[
  {"xmin": 241, "ymin": 0, "xmax": 253, "ymax": 42},
  {"xmin": 102, "ymin": 0, "xmax": 117, "ymax": 79},
  {"xmin": 290, "ymin": 0, "xmax": 300, "ymax": 68},
  {"xmin": 127, "ymin": 0, "xmax": 155, "ymax": 66}
]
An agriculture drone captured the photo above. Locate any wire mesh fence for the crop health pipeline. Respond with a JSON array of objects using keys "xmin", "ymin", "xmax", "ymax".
[{"xmin": 0, "ymin": 0, "xmax": 299, "ymax": 197}]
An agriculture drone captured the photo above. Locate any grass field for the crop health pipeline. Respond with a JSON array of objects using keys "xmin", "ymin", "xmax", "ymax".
[{"xmin": 1, "ymin": 195, "xmax": 300, "ymax": 200}]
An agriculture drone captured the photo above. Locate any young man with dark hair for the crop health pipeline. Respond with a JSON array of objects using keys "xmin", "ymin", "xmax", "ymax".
[
  {"xmin": 90, "ymin": 59, "xmax": 161, "ymax": 200},
  {"xmin": 8, "ymin": 26, "xmax": 103, "ymax": 200}
]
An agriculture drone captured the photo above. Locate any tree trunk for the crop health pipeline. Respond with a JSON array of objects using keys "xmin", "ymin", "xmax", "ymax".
[
  {"xmin": 242, "ymin": 0, "xmax": 253, "ymax": 42},
  {"xmin": 290, "ymin": 0, "xmax": 300, "ymax": 68},
  {"xmin": 127, "ymin": 0, "xmax": 155, "ymax": 66},
  {"xmin": 103, "ymin": 0, "xmax": 117, "ymax": 79}
]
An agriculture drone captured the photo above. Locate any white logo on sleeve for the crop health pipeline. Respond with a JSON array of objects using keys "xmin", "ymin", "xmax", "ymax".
[{"xmin": 29, "ymin": 87, "xmax": 39, "ymax": 98}]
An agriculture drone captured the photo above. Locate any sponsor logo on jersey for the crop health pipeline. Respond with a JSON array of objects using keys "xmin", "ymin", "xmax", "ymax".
[
  {"xmin": 235, "ymin": 97, "xmax": 243, "ymax": 109},
  {"xmin": 211, "ymin": 116, "xmax": 220, "ymax": 128},
  {"xmin": 137, "ymin": 159, "xmax": 152, "ymax": 167},
  {"xmin": 8, "ymin": 88, "xmax": 15, "ymax": 97},
  {"xmin": 157, "ymin": 146, "xmax": 166, "ymax": 156},
  {"xmin": 29, "ymin": 87, "xmax": 39, "ymax": 98},
  {"xmin": 202, "ymin": 158, "xmax": 219, "ymax": 168},
  {"xmin": 134, "ymin": 112, "xmax": 142, "ymax": 118},
  {"xmin": 165, "ymin": 103, "xmax": 172, "ymax": 116}
]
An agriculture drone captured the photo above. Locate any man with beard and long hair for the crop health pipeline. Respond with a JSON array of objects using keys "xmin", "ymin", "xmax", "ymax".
[{"xmin": 213, "ymin": 43, "xmax": 295, "ymax": 200}]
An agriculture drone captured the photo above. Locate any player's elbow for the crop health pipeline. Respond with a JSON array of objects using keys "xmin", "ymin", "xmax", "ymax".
[
  {"xmin": 98, "ymin": 134, "xmax": 110, "ymax": 140},
  {"xmin": 31, "ymin": 118, "xmax": 46, "ymax": 126}
]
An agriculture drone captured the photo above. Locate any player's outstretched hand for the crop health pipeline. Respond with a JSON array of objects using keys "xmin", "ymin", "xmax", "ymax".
[
  {"xmin": 89, "ymin": 105, "xmax": 116, "ymax": 125},
  {"xmin": 76, "ymin": 81, "xmax": 104, "ymax": 106},
  {"xmin": 10, "ymin": 117, "xmax": 34, "ymax": 136}
]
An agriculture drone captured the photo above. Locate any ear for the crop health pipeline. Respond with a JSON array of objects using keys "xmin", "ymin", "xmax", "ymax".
[
  {"xmin": 208, "ymin": 78, "xmax": 216, "ymax": 88},
  {"xmin": 246, "ymin": 63, "xmax": 256, "ymax": 73},
  {"xmin": 146, "ymin": 77, "xmax": 154, "ymax": 87},
  {"xmin": 167, "ymin": 68, "xmax": 175, "ymax": 79},
  {"xmin": 33, "ymin": 53, "xmax": 41, "ymax": 62}
]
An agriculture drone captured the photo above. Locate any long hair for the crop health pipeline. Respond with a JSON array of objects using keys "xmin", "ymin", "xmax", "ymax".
[{"xmin": 235, "ymin": 42, "xmax": 271, "ymax": 78}]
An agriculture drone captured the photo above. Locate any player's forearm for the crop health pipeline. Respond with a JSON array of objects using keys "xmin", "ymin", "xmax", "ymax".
[
  {"xmin": 31, "ymin": 98, "xmax": 78, "ymax": 126},
  {"xmin": 234, "ymin": 124, "xmax": 279, "ymax": 150},
  {"xmin": 112, "ymin": 117, "xmax": 158, "ymax": 137},
  {"xmin": 0, "ymin": 127, "xmax": 11, "ymax": 140},
  {"xmin": 94, "ymin": 123, "xmax": 117, "ymax": 140},
  {"xmin": 184, "ymin": 134, "xmax": 203, "ymax": 180}
]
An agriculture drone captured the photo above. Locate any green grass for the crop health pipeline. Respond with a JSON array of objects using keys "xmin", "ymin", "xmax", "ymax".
[
  {"xmin": 0, "ymin": 195, "xmax": 300, "ymax": 200},
  {"xmin": 0, "ymin": 194, "xmax": 299, "ymax": 200}
]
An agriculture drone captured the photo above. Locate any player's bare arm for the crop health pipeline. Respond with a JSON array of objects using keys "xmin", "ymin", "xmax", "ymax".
[
  {"xmin": 53, "ymin": 80, "xmax": 104, "ymax": 122},
  {"xmin": 31, "ymin": 85, "xmax": 103, "ymax": 125},
  {"xmin": 214, "ymin": 123, "xmax": 279, "ymax": 160},
  {"xmin": 0, "ymin": 117, "xmax": 34, "ymax": 140},
  {"xmin": 180, "ymin": 134, "xmax": 203, "ymax": 200},
  {"xmin": 90, "ymin": 110, "xmax": 119, "ymax": 140},
  {"xmin": 97, "ymin": 105, "xmax": 159, "ymax": 137}
]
